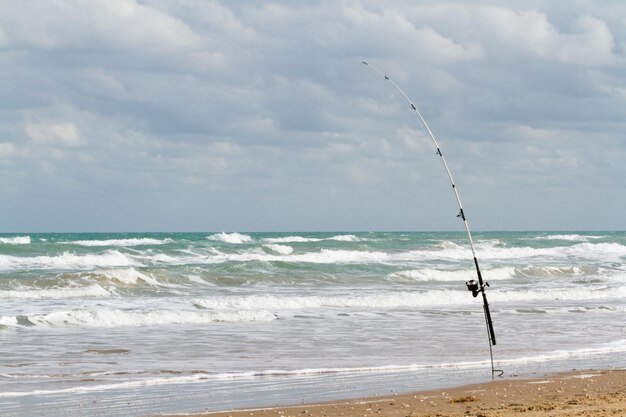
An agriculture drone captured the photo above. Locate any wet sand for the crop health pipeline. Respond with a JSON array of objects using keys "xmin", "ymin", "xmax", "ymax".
[{"xmin": 162, "ymin": 369, "xmax": 626, "ymax": 417}]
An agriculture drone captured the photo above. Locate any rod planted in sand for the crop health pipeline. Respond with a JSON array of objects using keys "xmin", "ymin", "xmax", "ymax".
[{"xmin": 362, "ymin": 61, "xmax": 502, "ymax": 377}]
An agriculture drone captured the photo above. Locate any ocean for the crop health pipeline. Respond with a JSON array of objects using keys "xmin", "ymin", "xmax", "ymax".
[{"xmin": 1, "ymin": 231, "xmax": 625, "ymax": 416}]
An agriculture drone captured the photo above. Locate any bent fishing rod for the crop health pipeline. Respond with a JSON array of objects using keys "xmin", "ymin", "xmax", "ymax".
[{"xmin": 362, "ymin": 61, "xmax": 502, "ymax": 377}]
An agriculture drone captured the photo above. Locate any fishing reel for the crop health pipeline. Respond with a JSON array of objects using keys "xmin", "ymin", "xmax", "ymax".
[{"xmin": 466, "ymin": 280, "xmax": 489, "ymax": 298}]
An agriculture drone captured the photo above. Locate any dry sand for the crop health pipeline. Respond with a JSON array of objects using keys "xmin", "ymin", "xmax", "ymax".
[{"xmin": 163, "ymin": 369, "xmax": 626, "ymax": 417}]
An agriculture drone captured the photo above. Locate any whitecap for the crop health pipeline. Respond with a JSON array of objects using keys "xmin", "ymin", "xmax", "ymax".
[
  {"xmin": 93, "ymin": 268, "xmax": 162, "ymax": 287},
  {"xmin": 0, "ymin": 236, "xmax": 31, "ymax": 245},
  {"xmin": 327, "ymin": 234, "xmax": 360, "ymax": 242},
  {"xmin": 65, "ymin": 238, "xmax": 173, "ymax": 247},
  {"xmin": 263, "ymin": 235, "xmax": 361, "ymax": 243},
  {"xmin": 433, "ymin": 240, "xmax": 463, "ymax": 250},
  {"xmin": 410, "ymin": 242, "xmax": 626, "ymax": 262},
  {"xmin": 288, "ymin": 249, "xmax": 387, "ymax": 264},
  {"xmin": 264, "ymin": 236, "xmax": 321, "ymax": 243},
  {"xmin": 196, "ymin": 248, "xmax": 389, "ymax": 265},
  {"xmin": 206, "ymin": 232, "xmax": 252, "ymax": 244},
  {"xmin": 0, "ymin": 250, "xmax": 137, "ymax": 271},
  {"xmin": 262, "ymin": 244, "xmax": 294, "ymax": 256},
  {"xmin": 534, "ymin": 234, "xmax": 605, "ymax": 241}
]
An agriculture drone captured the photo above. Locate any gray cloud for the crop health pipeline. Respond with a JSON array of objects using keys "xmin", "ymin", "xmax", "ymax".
[{"xmin": 1, "ymin": 0, "xmax": 626, "ymax": 232}]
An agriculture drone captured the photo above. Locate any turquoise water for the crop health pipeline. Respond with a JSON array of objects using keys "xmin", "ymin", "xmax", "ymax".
[{"xmin": 1, "ymin": 231, "xmax": 626, "ymax": 415}]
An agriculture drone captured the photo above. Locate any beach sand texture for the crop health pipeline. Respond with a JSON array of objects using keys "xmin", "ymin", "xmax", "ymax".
[{"xmin": 168, "ymin": 370, "xmax": 626, "ymax": 417}]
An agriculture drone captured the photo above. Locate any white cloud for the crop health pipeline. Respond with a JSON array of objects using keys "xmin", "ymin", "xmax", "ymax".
[
  {"xmin": 2, "ymin": 1, "xmax": 626, "ymax": 231},
  {"xmin": 413, "ymin": 26, "xmax": 484, "ymax": 62},
  {"xmin": 95, "ymin": 0, "xmax": 203, "ymax": 50},
  {"xmin": 553, "ymin": 16, "xmax": 614, "ymax": 66},
  {"xmin": 179, "ymin": 0, "xmax": 257, "ymax": 42},
  {"xmin": 477, "ymin": 8, "xmax": 556, "ymax": 52},
  {"xmin": 398, "ymin": 5, "xmax": 615, "ymax": 67},
  {"xmin": 343, "ymin": 4, "xmax": 483, "ymax": 63},
  {"xmin": 24, "ymin": 122, "xmax": 83, "ymax": 147},
  {"xmin": 3, "ymin": 0, "xmax": 203, "ymax": 51},
  {"xmin": 475, "ymin": 7, "xmax": 614, "ymax": 66}
]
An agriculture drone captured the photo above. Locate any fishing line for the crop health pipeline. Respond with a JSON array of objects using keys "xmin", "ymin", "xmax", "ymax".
[{"xmin": 362, "ymin": 61, "xmax": 503, "ymax": 378}]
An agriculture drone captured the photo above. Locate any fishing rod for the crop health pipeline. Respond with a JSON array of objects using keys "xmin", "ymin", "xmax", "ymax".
[{"xmin": 362, "ymin": 61, "xmax": 502, "ymax": 378}]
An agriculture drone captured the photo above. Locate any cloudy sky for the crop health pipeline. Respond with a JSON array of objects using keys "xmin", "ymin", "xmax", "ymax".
[{"xmin": 1, "ymin": 1, "xmax": 625, "ymax": 232}]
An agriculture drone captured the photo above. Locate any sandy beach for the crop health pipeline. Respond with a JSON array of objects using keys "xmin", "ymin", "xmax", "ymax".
[{"xmin": 165, "ymin": 369, "xmax": 626, "ymax": 417}]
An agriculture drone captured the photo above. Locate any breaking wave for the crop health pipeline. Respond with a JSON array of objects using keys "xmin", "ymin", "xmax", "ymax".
[
  {"xmin": 426, "ymin": 242, "xmax": 626, "ymax": 261},
  {"xmin": 0, "ymin": 236, "xmax": 31, "ymax": 245},
  {"xmin": 0, "ymin": 250, "xmax": 137, "ymax": 271},
  {"xmin": 0, "ymin": 308, "xmax": 277, "ymax": 329},
  {"xmin": 490, "ymin": 286, "xmax": 626, "ymax": 304},
  {"xmin": 167, "ymin": 248, "xmax": 390, "ymax": 265},
  {"xmin": 534, "ymin": 234, "xmax": 605, "ymax": 241},
  {"xmin": 65, "ymin": 238, "xmax": 173, "ymax": 247},
  {"xmin": 388, "ymin": 267, "xmax": 516, "ymax": 282},
  {"xmin": 263, "ymin": 234, "xmax": 361, "ymax": 243},
  {"xmin": 3, "ymin": 242, "xmax": 626, "ymax": 272},
  {"xmin": 207, "ymin": 232, "xmax": 252, "ymax": 244},
  {"xmin": 262, "ymin": 244, "xmax": 294, "ymax": 255},
  {"xmin": 327, "ymin": 234, "xmax": 360, "ymax": 242},
  {"xmin": 206, "ymin": 242, "xmax": 626, "ymax": 265},
  {"xmin": 88, "ymin": 268, "xmax": 164, "ymax": 287},
  {"xmin": 518, "ymin": 265, "xmax": 587, "ymax": 278},
  {"xmin": 192, "ymin": 285, "xmax": 626, "ymax": 311},
  {"xmin": 264, "ymin": 236, "xmax": 319, "ymax": 243},
  {"xmin": 387, "ymin": 265, "xmax": 602, "ymax": 282},
  {"xmin": 192, "ymin": 291, "xmax": 474, "ymax": 310},
  {"xmin": 0, "ymin": 284, "xmax": 111, "ymax": 299}
]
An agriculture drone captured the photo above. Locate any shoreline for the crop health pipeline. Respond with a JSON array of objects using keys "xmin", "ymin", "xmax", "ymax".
[{"xmin": 160, "ymin": 369, "xmax": 626, "ymax": 417}]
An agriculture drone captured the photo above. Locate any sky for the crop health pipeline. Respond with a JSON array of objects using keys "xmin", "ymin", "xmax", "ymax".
[{"xmin": 1, "ymin": 0, "xmax": 626, "ymax": 232}]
